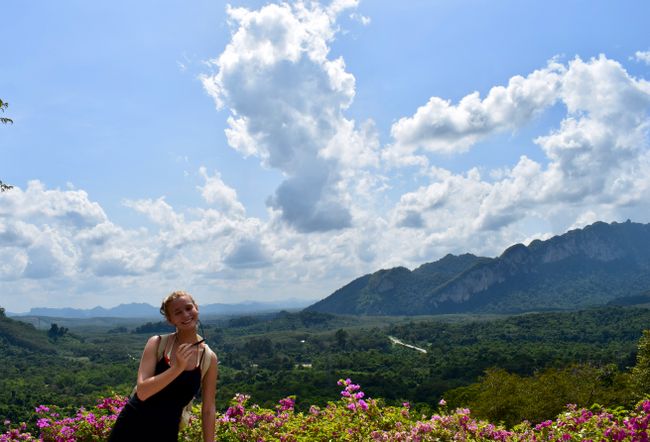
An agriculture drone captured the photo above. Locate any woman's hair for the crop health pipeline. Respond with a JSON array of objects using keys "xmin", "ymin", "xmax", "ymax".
[{"xmin": 160, "ymin": 290, "xmax": 197, "ymax": 320}]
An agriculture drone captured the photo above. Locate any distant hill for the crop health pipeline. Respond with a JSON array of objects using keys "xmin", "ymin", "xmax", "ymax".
[
  {"xmin": 306, "ymin": 220, "xmax": 650, "ymax": 315},
  {"xmin": 0, "ymin": 313, "xmax": 56, "ymax": 353},
  {"xmin": 11, "ymin": 298, "xmax": 316, "ymax": 319},
  {"xmin": 24, "ymin": 302, "xmax": 159, "ymax": 318}
]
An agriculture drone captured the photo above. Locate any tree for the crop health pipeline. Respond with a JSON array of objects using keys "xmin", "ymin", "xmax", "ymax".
[
  {"xmin": 1, "ymin": 98, "xmax": 14, "ymax": 192},
  {"xmin": 631, "ymin": 329, "xmax": 650, "ymax": 399},
  {"xmin": 334, "ymin": 329, "xmax": 349, "ymax": 349},
  {"xmin": 47, "ymin": 323, "xmax": 69, "ymax": 341},
  {"xmin": 0, "ymin": 99, "xmax": 12, "ymax": 124}
]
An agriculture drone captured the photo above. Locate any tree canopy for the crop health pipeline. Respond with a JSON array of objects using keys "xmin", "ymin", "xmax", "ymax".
[{"xmin": 0, "ymin": 98, "xmax": 12, "ymax": 124}]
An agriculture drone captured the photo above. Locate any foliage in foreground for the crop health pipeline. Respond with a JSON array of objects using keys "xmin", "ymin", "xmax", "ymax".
[{"xmin": 2, "ymin": 379, "xmax": 649, "ymax": 442}]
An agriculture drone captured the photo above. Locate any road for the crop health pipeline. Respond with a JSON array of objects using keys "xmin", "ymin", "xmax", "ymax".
[{"xmin": 388, "ymin": 335, "xmax": 428, "ymax": 354}]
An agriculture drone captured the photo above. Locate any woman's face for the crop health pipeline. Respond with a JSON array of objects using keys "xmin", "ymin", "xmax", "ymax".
[{"xmin": 167, "ymin": 295, "xmax": 199, "ymax": 330}]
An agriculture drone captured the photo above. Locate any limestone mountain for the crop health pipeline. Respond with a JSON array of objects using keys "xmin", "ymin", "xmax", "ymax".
[{"xmin": 306, "ymin": 220, "xmax": 650, "ymax": 315}]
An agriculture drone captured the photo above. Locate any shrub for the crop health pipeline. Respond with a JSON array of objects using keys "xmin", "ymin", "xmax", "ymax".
[{"xmin": 2, "ymin": 380, "xmax": 649, "ymax": 441}]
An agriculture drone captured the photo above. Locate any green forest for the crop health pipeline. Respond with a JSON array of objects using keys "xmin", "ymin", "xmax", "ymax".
[{"xmin": 2, "ymin": 305, "xmax": 650, "ymax": 430}]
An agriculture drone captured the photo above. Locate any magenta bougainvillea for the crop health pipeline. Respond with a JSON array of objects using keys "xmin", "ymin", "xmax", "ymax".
[{"xmin": 2, "ymin": 380, "xmax": 649, "ymax": 441}]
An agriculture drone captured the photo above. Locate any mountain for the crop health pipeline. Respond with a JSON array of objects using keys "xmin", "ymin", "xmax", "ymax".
[
  {"xmin": 306, "ymin": 220, "xmax": 650, "ymax": 315},
  {"xmin": 22, "ymin": 303, "xmax": 159, "ymax": 318},
  {"xmin": 200, "ymin": 299, "xmax": 315, "ymax": 315},
  {"xmin": 11, "ymin": 299, "xmax": 316, "ymax": 319},
  {"xmin": 305, "ymin": 253, "xmax": 488, "ymax": 315}
]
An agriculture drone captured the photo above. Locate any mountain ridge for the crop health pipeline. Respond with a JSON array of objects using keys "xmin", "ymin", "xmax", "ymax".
[
  {"xmin": 8, "ymin": 298, "xmax": 316, "ymax": 319},
  {"xmin": 306, "ymin": 220, "xmax": 650, "ymax": 315}
]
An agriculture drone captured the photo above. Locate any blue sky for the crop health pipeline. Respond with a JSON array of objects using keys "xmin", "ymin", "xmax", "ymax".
[{"xmin": 2, "ymin": 0, "xmax": 650, "ymax": 313}]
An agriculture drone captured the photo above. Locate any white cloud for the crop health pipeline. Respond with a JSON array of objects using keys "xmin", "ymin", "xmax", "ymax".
[
  {"xmin": 0, "ymin": 247, "xmax": 28, "ymax": 281},
  {"xmin": 569, "ymin": 211, "xmax": 601, "ymax": 230},
  {"xmin": 123, "ymin": 197, "xmax": 184, "ymax": 229},
  {"xmin": 22, "ymin": 226, "xmax": 78, "ymax": 279},
  {"xmin": 0, "ymin": 178, "xmax": 281, "ymax": 310},
  {"xmin": 3, "ymin": 2, "xmax": 650, "ymax": 316},
  {"xmin": 0, "ymin": 180, "xmax": 107, "ymax": 228},
  {"xmin": 88, "ymin": 245, "xmax": 158, "ymax": 277},
  {"xmin": 0, "ymin": 183, "xmax": 164, "ymax": 282},
  {"xmin": 327, "ymin": 0, "xmax": 358, "ymax": 17},
  {"xmin": 197, "ymin": 167, "xmax": 246, "ymax": 216},
  {"xmin": 192, "ymin": 49, "xmax": 648, "ymax": 310},
  {"xmin": 224, "ymin": 238, "xmax": 272, "ymax": 269},
  {"xmin": 349, "ymin": 12, "xmax": 370, "ymax": 26},
  {"xmin": 634, "ymin": 50, "xmax": 650, "ymax": 65},
  {"xmin": 201, "ymin": 1, "xmax": 378, "ymax": 232},
  {"xmin": 388, "ymin": 55, "xmax": 650, "ymax": 242},
  {"xmin": 387, "ymin": 60, "xmax": 566, "ymax": 158}
]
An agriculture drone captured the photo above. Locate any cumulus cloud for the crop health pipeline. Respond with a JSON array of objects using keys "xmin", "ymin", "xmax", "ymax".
[
  {"xmin": 0, "ymin": 176, "xmax": 280, "ymax": 308},
  {"xmin": 634, "ymin": 50, "xmax": 650, "ymax": 65},
  {"xmin": 0, "ymin": 247, "xmax": 28, "ymax": 281},
  {"xmin": 0, "ymin": 183, "xmax": 165, "ymax": 282},
  {"xmin": 4, "ymin": 2, "xmax": 650, "ymax": 315},
  {"xmin": 389, "ymin": 55, "xmax": 650, "ymax": 241},
  {"xmin": 201, "ymin": 1, "xmax": 378, "ymax": 232},
  {"xmin": 197, "ymin": 167, "xmax": 246, "ymax": 216},
  {"xmin": 22, "ymin": 226, "xmax": 78, "ymax": 279},
  {"xmin": 123, "ymin": 197, "xmax": 184, "ymax": 229},
  {"xmin": 0, "ymin": 180, "xmax": 107, "ymax": 228},
  {"xmin": 392, "ymin": 167, "xmax": 490, "ymax": 231},
  {"xmin": 387, "ymin": 60, "xmax": 566, "ymax": 161},
  {"xmin": 224, "ymin": 238, "xmax": 272, "ymax": 269}
]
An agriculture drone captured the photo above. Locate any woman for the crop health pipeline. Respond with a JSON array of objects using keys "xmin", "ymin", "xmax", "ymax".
[{"xmin": 109, "ymin": 291, "xmax": 218, "ymax": 442}]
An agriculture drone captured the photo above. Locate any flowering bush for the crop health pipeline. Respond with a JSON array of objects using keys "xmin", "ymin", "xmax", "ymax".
[
  {"xmin": 0, "ymin": 397, "xmax": 127, "ymax": 442},
  {"xmin": 2, "ymin": 380, "xmax": 649, "ymax": 441}
]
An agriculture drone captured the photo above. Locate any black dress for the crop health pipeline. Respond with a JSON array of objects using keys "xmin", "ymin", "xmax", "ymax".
[{"xmin": 109, "ymin": 353, "xmax": 202, "ymax": 441}]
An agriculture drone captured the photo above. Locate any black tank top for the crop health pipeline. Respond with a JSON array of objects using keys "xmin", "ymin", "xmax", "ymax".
[
  {"xmin": 138, "ymin": 357, "xmax": 201, "ymax": 410},
  {"xmin": 109, "ymin": 350, "xmax": 203, "ymax": 441}
]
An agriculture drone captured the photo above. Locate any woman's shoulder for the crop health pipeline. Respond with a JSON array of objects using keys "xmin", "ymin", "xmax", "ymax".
[
  {"xmin": 143, "ymin": 334, "xmax": 171, "ymax": 352},
  {"xmin": 144, "ymin": 334, "xmax": 167, "ymax": 344},
  {"xmin": 201, "ymin": 343, "xmax": 218, "ymax": 372},
  {"xmin": 201, "ymin": 342, "xmax": 217, "ymax": 360}
]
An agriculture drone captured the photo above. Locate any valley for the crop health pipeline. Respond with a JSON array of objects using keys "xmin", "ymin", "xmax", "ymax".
[{"xmin": 2, "ymin": 305, "xmax": 649, "ymax": 430}]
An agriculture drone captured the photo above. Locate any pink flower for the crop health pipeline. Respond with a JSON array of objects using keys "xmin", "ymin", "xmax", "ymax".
[
  {"xmin": 85, "ymin": 413, "xmax": 97, "ymax": 424},
  {"xmin": 534, "ymin": 420, "xmax": 553, "ymax": 430},
  {"xmin": 278, "ymin": 397, "xmax": 295, "ymax": 411},
  {"xmin": 34, "ymin": 405, "xmax": 50, "ymax": 414},
  {"xmin": 347, "ymin": 383, "xmax": 361, "ymax": 392},
  {"xmin": 643, "ymin": 401, "xmax": 650, "ymax": 414}
]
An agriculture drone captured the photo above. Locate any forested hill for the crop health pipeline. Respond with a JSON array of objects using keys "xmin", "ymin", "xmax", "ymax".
[
  {"xmin": 0, "ymin": 311, "xmax": 56, "ymax": 354},
  {"xmin": 0, "ymin": 310, "xmax": 138, "ymax": 423},
  {"xmin": 306, "ymin": 220, "xmax": 650, "ymax": 315}
]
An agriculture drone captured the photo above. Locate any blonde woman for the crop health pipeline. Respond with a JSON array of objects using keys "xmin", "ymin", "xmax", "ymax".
[{"xmin": 109, "ymin": 291, "xmax": 218, "ymax": 442}]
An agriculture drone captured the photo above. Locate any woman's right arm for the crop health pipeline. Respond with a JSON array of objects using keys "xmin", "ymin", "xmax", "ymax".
[{"xmin": 134, "ymin": 336, "xmax": 192, "ymax": 401}]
